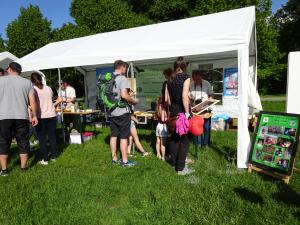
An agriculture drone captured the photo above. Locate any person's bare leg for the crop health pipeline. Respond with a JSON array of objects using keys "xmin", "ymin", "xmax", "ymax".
[
  {"xmin": 120, "ymin": 138, "xmax": 128, "ymax": 163},
  {"xmin": 110, "ymin": 137, "xmax": 118, "ymax": 161},
  {"xmin": 131, "ymin": 127, "xmax": 145, "ymax": 153},
  {"xmin": 20, "ymin": 154, "xmax": 28, "ymax": 169},
  {"xmin": 128, "ymin": 136, "xmax": 133, "ymax": 154},
  {"xmin": 0, "ymin": 155, "xmax": 8, "ymax": 170},
  {"xmin": 156, "ymin": 137, "xmax": 161, "ymax": 158},
  {"xmin": 161, "ymin": 137, "xmax": 166, "ymax": 160}
]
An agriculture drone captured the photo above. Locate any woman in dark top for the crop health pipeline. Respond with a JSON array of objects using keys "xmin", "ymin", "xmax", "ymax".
[
  {"xmin": 161, "ymin": 68, "xmax": 172, "ymax": 103},
  {"xmin": 165, "ymin": 57, "xmax": 192, "ymax": 175}
]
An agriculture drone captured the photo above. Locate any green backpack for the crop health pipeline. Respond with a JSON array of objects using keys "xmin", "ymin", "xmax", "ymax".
[{"xmin": 97, "ymin": 72, "xmax": 127, "ymax": 109}]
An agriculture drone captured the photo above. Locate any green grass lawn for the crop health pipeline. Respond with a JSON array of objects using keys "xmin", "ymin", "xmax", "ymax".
[
  {"xmin": 262, "ymin": 101, "xmax": 286, "ymax": 112},
  {"xmin": 0, "ymin": 127, "xmax": 300, "ymax": 225}
]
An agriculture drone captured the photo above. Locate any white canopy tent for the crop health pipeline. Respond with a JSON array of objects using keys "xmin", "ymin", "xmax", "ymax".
[
  {"xmin": 17, "ymin": 6, "xmax": 259, "ymax": 168},
  {"xmin": 287, "ymin": 52, "xmax": 300, "ymax": 114},
  {"xmin": 0, "ymin": 51, "xmax": 46, "ymax": 82}
]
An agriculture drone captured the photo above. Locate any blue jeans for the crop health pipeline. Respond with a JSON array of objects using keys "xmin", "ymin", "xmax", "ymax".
[{"xmin": 195, "ymin": 118, "xmax": 211, "ymax": 147}]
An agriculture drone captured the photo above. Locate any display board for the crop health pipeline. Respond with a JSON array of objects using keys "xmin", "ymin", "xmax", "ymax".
[
  {"xmin": 249, "ymin": 111, "xmax": 300, "ymax": 176},
  {"xmin": 223, "ymin": 68, "xmax": 238, "ymax": 97}
]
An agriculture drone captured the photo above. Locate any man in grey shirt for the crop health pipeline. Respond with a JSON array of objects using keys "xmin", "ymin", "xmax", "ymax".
[
  {"xmin": 109, "ymin": 60, "xmax": 138, "ymax": 167},
  {"xmin": 0, "ymin": 62, "xmax": 38, "ymax": 176}
]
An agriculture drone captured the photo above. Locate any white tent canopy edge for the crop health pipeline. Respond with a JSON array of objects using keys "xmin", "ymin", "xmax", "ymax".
[
  {"xmin": 17, "ymin": 6, "xmax": 257, "ymax": 168},
  {"xmin": 0, "ymin": 51, "xmax": 46, "ymax": 82}
]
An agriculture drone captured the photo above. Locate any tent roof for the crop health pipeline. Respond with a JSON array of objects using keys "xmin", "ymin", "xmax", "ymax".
[
  {"xmin": 18, "ymin": 6, "xmax": 256, "ymax": 72},
  {"xmin": 0, "ymin": 51, "xmax": 46, "ymax": 79},
  {"xmin": 0, "ymin": 51, "xmax": 18, "ymax": 69}
]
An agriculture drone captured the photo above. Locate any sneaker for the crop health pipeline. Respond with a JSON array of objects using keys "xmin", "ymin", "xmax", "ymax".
[
  {"xmin": 38, "ymin": 160, "xmax": 49, "ymax": 165},
  {"xmin": 142, "ymin": 152, "xmax": 150, "ymax": 157},
  {"xmin": 112, "ymin": 159, "xmax": 118, "ymax": 165},
  {"xmin": 0, "ymin": 169, "xmax": 8, "ymax": 177},
  {"xmin": 157, "ymin": 155, "xmax": 162, "ymax": 160},
  {"xmin": 50, "ymin": 158, "xmax": 57, "ymax": 162},
  {"xmin": 121, "ymin": 160, "xmax": 137, "ymax": 167},
  {"xmin": 177, "ymin": 167, "xmax": 195, "ymax": 176}
]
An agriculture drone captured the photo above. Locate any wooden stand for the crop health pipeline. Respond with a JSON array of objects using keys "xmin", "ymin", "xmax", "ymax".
[{"xmin": 248, "ymin": 164, "xmax": 291, "ymax": 184}]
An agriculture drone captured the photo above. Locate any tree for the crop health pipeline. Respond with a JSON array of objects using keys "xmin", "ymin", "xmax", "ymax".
[
  {"xmin": 0, "ymin": 35, "xmax": 5, "ymax": 52},
  {"xmin": 275, "ymin": 0, "xmax": 300, "ymax": 53},
  {"xmin": 70, "ymin": 0, "xmax": 151, "ymax": 34},
  {"xmin": 6, "ymin": 5, "xmax": 51, "ymax": 57},
  {"xmin": 51, "ymin": 23, "xmax": 90, "ymax": 42}
]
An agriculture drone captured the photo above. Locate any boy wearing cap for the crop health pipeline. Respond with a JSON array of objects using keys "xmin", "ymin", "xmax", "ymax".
[{"xmin": 0, "ymin": 62, "xmax": 38, "ymax": 176}]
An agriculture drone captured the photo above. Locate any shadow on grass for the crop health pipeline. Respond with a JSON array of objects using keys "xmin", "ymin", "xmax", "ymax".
[
  {"xmin": 272, "ymin": 183, "xmax": 300, "ymax": 207},
  {"xmin": 210, "ymin": 143, "xmax": 237, "ymax": 165},
  {"xmin": 234, "ymin": 187, "xmax": 264, "ymax": 205}
]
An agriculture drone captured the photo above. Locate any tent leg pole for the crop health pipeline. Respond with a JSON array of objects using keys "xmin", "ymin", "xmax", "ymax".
[{"xmin": 58, "ymin": 68, "xmax": 65, "ymax": 143}]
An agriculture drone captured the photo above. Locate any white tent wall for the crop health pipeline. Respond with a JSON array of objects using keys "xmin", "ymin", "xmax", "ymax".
[
  {"xmin": 237, "ymin": 47, "xmax": 251, "ymax": 168},
  {"xmin": 85, "ymin": 70, "xmax": 98, "ymax": 108},
  {"xmin": 287, "ymin": 52, "xmax": 300, "ymax": 114}
]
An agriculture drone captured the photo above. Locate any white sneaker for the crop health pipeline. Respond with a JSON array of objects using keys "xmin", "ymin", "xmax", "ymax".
[
  {"xmin": 38, "ymin": 160, "xmax": 49, "ymax": 165},
  {"xmin": 177, "ymin": 167, "xmax": 195, "ymax": 175}
]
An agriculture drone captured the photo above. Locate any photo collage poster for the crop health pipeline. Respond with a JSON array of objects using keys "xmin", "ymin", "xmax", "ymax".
[
  {"xmin": 223, "ymin": 68, "xmax": 238, "ymax": 97},
  {"xmin": 250, "ymin": 112, "xmax": 300, "ymax": 176}
]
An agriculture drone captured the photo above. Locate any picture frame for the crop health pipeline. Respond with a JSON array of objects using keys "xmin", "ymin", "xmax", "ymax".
[
  {"xmin": 249, "ymin": 111, "xmax": 300, "ymax": 176},
  {"xmin": 191, "ymin": 99, "xmax": 220, "ymax": 115}
]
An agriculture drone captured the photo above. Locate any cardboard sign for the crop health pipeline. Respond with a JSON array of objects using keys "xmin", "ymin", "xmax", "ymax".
[{"xmin": 249, "ymin": 111, "xmax": 300, "ymax": 176}]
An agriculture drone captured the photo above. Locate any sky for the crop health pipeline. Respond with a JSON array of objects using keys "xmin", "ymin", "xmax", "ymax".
[
  {"xmin": 0, "ymin": 0, "xmax": 289, "ymax": 40},
  {"xmin": 0, "ymin": 0, "xmax": 73, "ymax": 39}
]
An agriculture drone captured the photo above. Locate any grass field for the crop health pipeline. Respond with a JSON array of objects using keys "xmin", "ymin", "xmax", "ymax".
[
  {"xmin": 1, "ymin": 129, "xmax": 300, "ymax": 225},
  {"xmin": 1, "ymin": 99, "xmax": 300, "ymax": 225},
  {"xmin": 262, "ymin": 101, "xmax": 286, "ymax": 112}
]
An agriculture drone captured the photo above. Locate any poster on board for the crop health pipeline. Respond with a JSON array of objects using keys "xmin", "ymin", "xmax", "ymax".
[
  {"xmin": 249, "ymin": 111, "xmax": 300, "ymax": 176},
  {"xmin": 223, "ymin": 68, "xmax": 238, "ymax": 97}
]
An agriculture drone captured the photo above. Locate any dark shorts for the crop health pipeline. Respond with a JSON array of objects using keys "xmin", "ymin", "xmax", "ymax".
[
  {"xmin": 0, "ymin": 119, "xmax": 30, "ymax": 155},
  {"xmin": 110, "ymin": 113, "xmax": 131, "ymax": 139}
]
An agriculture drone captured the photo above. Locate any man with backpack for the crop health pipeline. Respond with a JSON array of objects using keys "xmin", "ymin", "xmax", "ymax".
[{"xmin": 105, "ymin": 60, "xmax": 138, "ymax": 166}]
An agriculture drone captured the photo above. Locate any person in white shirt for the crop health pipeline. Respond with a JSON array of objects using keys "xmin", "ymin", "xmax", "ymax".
[
  {"xmin": 189, "ymin": 70, "xmax": 214, "ymax": 148},
  {"xmin": 189, "ymin": 70, "xmax": 213, "ymax": 104},
  {"xmin": 58, "ymin": 80, "xmax": 76, "ymax": 108}
]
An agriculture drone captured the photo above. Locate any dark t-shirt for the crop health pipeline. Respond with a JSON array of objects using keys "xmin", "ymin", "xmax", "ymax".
[
  {"xmin": 161, "ymin": 81, "xmax": 167, "ymax": 103},
  {"xmin": 167, "ymin": 73, "xmax": 189, "ymax": 117}
]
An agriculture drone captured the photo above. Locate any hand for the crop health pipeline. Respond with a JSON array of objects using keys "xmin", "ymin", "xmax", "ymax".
[
  {"xmin": 31, "ymin": 116, "xmax": 38, "ymax": 127},
  {"xmin": 185, "ymin": 112, "xmax": 191, "ymax": 119}
]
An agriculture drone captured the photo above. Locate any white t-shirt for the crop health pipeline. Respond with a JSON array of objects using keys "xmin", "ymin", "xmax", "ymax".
[
  {"xmin": 189, "ymin": 79, "xmax": 213, "ymax": 103},
  {"xmin": 59, "ymin": 86, "xmax": 76, "ymax": 107}
]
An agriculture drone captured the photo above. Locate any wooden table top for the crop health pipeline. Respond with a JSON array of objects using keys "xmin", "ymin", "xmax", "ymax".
[{"xmin": 56, "ymin": 109, "xmax": 101, "ymax": 115}]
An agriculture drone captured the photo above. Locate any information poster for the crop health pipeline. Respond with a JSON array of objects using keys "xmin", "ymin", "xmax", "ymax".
[
  {"xmin": 249, "ymin": 111, "xmax": 300, "ymax": 176},
  {"xmin": 223, "ymin": 68, "xmax": 238, "ymax": 97}
]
